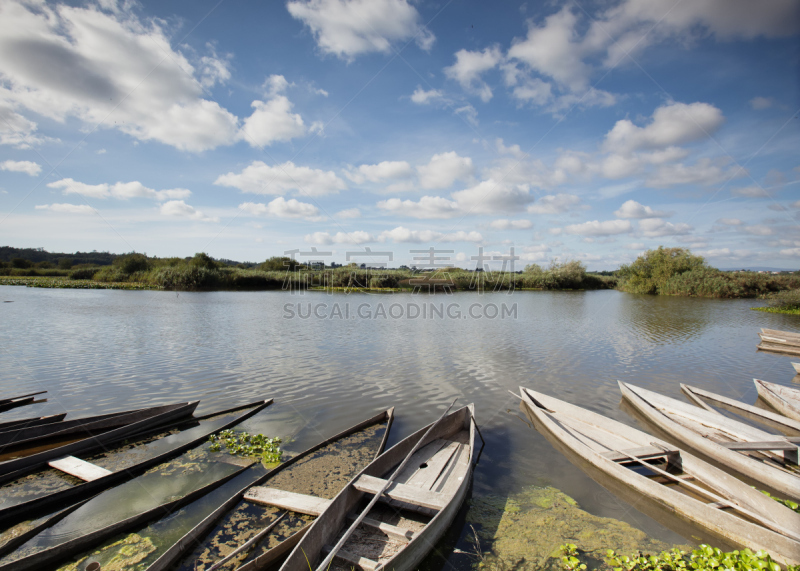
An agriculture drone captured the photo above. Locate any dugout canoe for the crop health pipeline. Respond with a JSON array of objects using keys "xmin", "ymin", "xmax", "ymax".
[
  {"xmin": 761, "ymin": 328, "xmax": 800, "ymax": 345},
  {"xmin": 793, "ymin": 363, "xmax": 800, "ymax": 374},
  {"xmin": 755, "ymin": 379, "xmax": 800, "ymax": 422},
  {"xmin": 619, "ymin": 382, "xmax": 800, "ymax": 501},
  {"xmin": 0, "ymin": 398, "xmax": 273, "ymax": 539},
  {"xmin": 145, "ymin": 407, "xmax": 395, "ymax": 571},
  {"xmin": 680, "ymin": 383, "xmax": 800, "ymax": 434},
  {"xmin": 0, "ymin": 391, "xmax": 46, "ymax": 407},
  {"xmin": 0, "ymin": 413, "xmax": 67, "ymax": 434},
  {"xmin": 519, "ymin": 388, "xmax": 800, "ymax": 566},
  {"xmin": 280, "ymin": 404, "xmax": 476, "ymax": 571},
  {"xmin": 0, "ymin": 401, "xmax": 198, "ymax": 480}
]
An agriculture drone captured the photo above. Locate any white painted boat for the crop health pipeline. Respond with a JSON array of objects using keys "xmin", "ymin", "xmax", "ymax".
[
  {"xmin": 755, "ymin": 379, "xmax": 800, "ymax": 422},
  {"xmin": 619, "ymin": 382, "xmax": 800, "ymax": 501},
  {"xmin": 680, "ymin": 383, "xmax": 800, "ymax": 434},
  {"xmin": 519, "ymin": 388, "xmax": 800, "ymax": 566}
]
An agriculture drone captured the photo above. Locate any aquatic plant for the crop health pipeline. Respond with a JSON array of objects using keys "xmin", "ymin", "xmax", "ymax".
[
  {"xmin": 560, "ymin": 544, "xmax": 798, "ymax": 571},
  {"xmin": 208, "ymin": 430, "xmax": 282, "ymax": 464},
  {"xmin": 758, "ymin": 489, "xmax": 799, "ymax": 514}
]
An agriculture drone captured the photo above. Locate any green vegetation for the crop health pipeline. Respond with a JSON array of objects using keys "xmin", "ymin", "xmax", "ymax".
[
  {"xmin": 208, "ymin": 430, "xmax": 282, "ymax": 464},
  {"xmin": 560, "ymin": 544, "xmax": 797, "ymax": 571},
  {"xmin": 759, "ymin": 489, "xmax": 799, "ymax": 513},
  {"xmin": 752, "ymin": 289, "xmax": 800, "ymax": 315}
]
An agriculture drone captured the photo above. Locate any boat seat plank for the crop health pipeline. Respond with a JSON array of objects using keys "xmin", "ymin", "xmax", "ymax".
[
  {"xmin": 244, "ymin": 487, "xmax": 333, "ymax": 516},
  {"xmin": 48, "ymin": 456, "xmax": 113, "ymax": 482},
  {"xmin": 392, "ymin": 439, "xmax": 449, "ymax": 484},
  {"xmin": 347, "ymin": 515, "xmax": 416, "ymax": 543},
  {"xmin": 322, "ymin": 545, "xmax": 381, "ymax": 571},
  {"xmin": 600, "ymin": 446, "xmax": 680, "ymax": 463},
  {"xmin": 403, "ymin": 440, "xmax": 460, "ymax": 491},
  {"xmin": 353, "ymin": 474, "xmax": 446, "ymax": 511}
]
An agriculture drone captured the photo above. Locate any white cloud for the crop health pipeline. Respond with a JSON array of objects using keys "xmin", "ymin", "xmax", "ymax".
[
  {"xmin": 495, "ymin": 139, "xmax": 527, "ymax": 159},
  {"xmin": 240, "ymin": 197, "xmax": 319, "ymax": 219},
  {"xmin": 750, "ymin": 96, "xmax": 774, "ymax": 110},
  {"xmin": 336, "ymin": 208, "xmax": 361, "ymax": 219},
  {"xmin": 0, "ymin": 105, "xmax": 50, "ymax": 148},
  {"xmin": 452, "ymin": 179, "xmax": 535, "ymax": 213},
  {"xmin": 527, "ymin": 194, "xmax": 582, "ymax": 215},
  {"xmin": 489, "ymin": 219, "xmax": 532, "ymax": 230},
  {"xmin": 637, "ymin": 218, "xmax": 693, "ymax": 237},
  {"xmin": 35, "ymin": 203, "xmax": 96, "ymax": 214},
  {"xmin": 717, "ymin": 218, "xmax": 743, "ymax": 226},
  {"xmin": 46, "ymin": 178, "xmax": 191, "ymax": 201},
  {"xmin": 454, "ymin": 105, "xmax": 479, "ymax": 126},
  {"xmin": 625, "ymin": 242, "xmax": 645, "ymax": 250},
  {"xmin": 731, "ymin": 186, "xmax": 766, "ymax": 198},
  {"xmin": 305, "ymin": 231, "xmax": 373, "ymax": 245},
  {"xmin": 417, "ymin": 152, "xmax": 474, "ymax": 189},
  {"xmin": 646, "ymin": 158, "xmax": 736, "ymax": 188},
  {"xmin": 238, "ymin": 96, "xmax": 306, "ymax": 147},
  {"xmin": 159, "ymin": 200, "xmax": 218, "ymax": 222},
  {"xmin": 214, "ymin": 161, "xmax": 346, "ymax": 196},
  {"xmin": 265, "ymin": 74, "xmax": 292, "ymax": 96},
  {"xmin": 410, "ymin": 87, "xmax": 443, "ymax": 104},
  {"xmin": 1, "ymin": 159, "xmax": 41, "ymax": 176},
  {"xmin": 378, "ymin": 226, "xmax": 483, "ymax": 243},
  {"xmin": 603, "ymin": 102, "xmax": 725, "ymax": 154},
  {"xmin": 742, "ymin": 224, "xmax": 773, "ymax": 236},
  {"xmin": 563, "ymin": 219, "xmax": 632, "ymax": 236},
  {"xmin": 286, "ymin": 0, "xmax": 434, "ymax": 60},
  {"xmin": 377, "ymin": 196, "xmax": 460, "ymax": 219},
  {"xmin": 346, "ymin": 161, "xmax": 413, "ymax": 184},
  {"xmin": 614, "ymin": 199, "xmax": 671, "ymax": 219},
  {"xmin": 444, "ymin": 47, "xmax": 503, "ymax": 102},
  {"xmin": 0, "ymin": 1, "xmax": 239, "ymax": 152}
]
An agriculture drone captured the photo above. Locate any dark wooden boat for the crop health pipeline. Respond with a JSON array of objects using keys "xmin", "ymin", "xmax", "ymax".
[
  {"xmin": 0, "ymin": 399, "xmax": 273, "ymax": 537},
  {"xmin": 280, "ymin": 404, "xmax": 475, "ymax": 571},
  {"xmin": 146, "ymin": 408, "xmax": 395, "ymax": 571},
  {"xmin": 755, "ymin": 379, "xmax": 800, "ymax": 422},
  {"xmin": 0, "ymin": 413, "xmax": 67, "ymax": 434},
  {"xmin": 0, "ymin": 391, "xmax": 45, "ymax": 407},
  {"xmin": 680, "ymin": 383, "xmax": 800, "ymax": 434},
  {"xmin": 0, "ymin": 401, "xmax": 199, "ymax": 480},
  {"xmin": 620, "ymin": 382, "xmax": 800, "ymax": 501},
  {"xmin": 519, "ymin": 388, "xmax": 800, "ymax": 566}
]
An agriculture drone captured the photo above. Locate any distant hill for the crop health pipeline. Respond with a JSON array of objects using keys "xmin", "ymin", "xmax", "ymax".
[
  {"xmin": 0, "ymin": 246, "xmax": 117, "ymax": 266},
  {"xmin": 719, "ymin": 267, "xmax": 799, "ymax": 273}
]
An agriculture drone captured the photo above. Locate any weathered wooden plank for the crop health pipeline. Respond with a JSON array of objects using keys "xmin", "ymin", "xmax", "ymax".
[
  {"xmin": 719, "ymin": 441, "xmax": 798, "ymax": 451},
  {"xmin": 433, "ymin": 442, "xmax": 470, "ymax": 497},
  {"xmin": 49, "ymin": 456, "xmax": 113, "ymax": 482},
  {"xmin": 353, "ymin": 474, "xmax": 446, "ymax": 511},
  {"xmin": 392, "ymin": 439, "xmax": 448, "ymax": 484},
  {"xmin": 404, "ymin": 441, "xmax": 459, "ymax": 490},
  {"xmin": 600, "ymin": 446, "xmax": 680, "ymax": 463},
  {"xmin": 244, "ymin": 487, "xmax": 333, "ymax": 516},
  {"xmin": 322, "ymin": 545, "xmax": 381, "ymax": 571},
  {"xmin": 758, "ymin": 342, "xmax": 800, "ymax": 357},
  {"xmin": 347, "ymin": 515, "xmax": 416, "ymax": 543}
]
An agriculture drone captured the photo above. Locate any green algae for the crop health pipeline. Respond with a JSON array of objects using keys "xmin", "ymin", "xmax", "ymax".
[
  {"xmin": 465, "ymin": 486, "xmax": 685, "ymax": 571},
  {"xmin": 57, "ymin": 534, "xmax": 156, "ymax": 571}
]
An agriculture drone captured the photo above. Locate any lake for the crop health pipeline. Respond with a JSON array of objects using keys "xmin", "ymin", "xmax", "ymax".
[{"xmin": 1, "ymin": 286, "xmax": 798, "ymax": 569}]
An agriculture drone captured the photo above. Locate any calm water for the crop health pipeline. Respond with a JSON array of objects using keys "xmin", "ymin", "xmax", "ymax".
[{"xmin": 1, "ymin": 286, "xmax": 799, "ymax": 567}]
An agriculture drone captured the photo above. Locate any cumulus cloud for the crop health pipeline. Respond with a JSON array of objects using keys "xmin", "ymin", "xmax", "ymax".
[
  {"xmin": 646, "ymin": 158, "xmax": 737, "ymax": 188},
  {"xmin": 160, "ymin": 200, "xmax": 218, "ymax": 222},
  {"xmin": 35, "ymin": 203, "xmax": 96, "ymax": 214},
  {"xmin": 717, "ymin": 218, "xmax": 743, "ymax": 226},
  {"xmin": 286, "ymin": 0, "xmax": 434, "ymax": 60},
  {"xmin": 305, "ymin": 230, "xmax": 373, "ymax": 245},
  {"xmin": 731, "ymin": 186, "xmax": 766, "ymax": 197},
  {"xmin": 417, "ymin": 152, "xmax": 474, "ymax": 190},
  {"xmin": 239, "ymin": 96, "xmax": 306, "ymax": 147},
  {"xmin": 47, "ymin": 178, "xmax": 191, "ymax": 201},
  {"xmin": 215, "ymin": 161, "xmax": 346, "ymax": 196},
  {"xmin": 335, "ymin": 208, "xmax": 361, "ymax": 219},
  {"xmin": 637, "ymin": 218, "xmax": 693, "ymax": 237},
  {"xmin": 452, "ymin": 179, "xmax": 536, "ymax": 213},
  {"xmin": 1, "ymin": 159, "xmax": 41, "ymax": 176},
  {"xmin": 378, "ymin": 226, "xmax": 483, "ymax": 243},
  {"xmin": 346, "ymin": 161, "xmax": 413, "ymax": 184},
  {"xmin": 0, "ymin": 106, "xmax": 50, "ymax": 148},
  {"xmin": 240, "ymin": 197, "xmax": 320, "ymax": 219},
  {"xmin": 444, "ymin": 47, "xmax": 503, "ymax": 102},
  {"xmin": 0, "ymin": 1, "xmax": 240, "ymax": 152},
  {"xmin": 614, "ymin": 200, "xmax": 671, "ymax": 219},
  {"xmin": 742, "ymin": 224, "xmax": 773, "ymax": 236},
  {"xmin": 489, "ymin": 219, "xmax": 532, "ymax": 230},
  {"xmin": 527, "ymin": 194, "xmax": 582, "ymax": 215},
  {"xmin": 563, "ymin": 219, "xmax": 632, "ymax": 236},
  {"xmin": 410, "ymin": 87, "xmax": 444, "ymax": 104},
  {"xmin": 377, "ymin": 196, "xmax": 460, "ymax": 219}
]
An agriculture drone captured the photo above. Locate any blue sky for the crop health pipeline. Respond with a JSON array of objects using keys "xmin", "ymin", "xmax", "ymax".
[{"xmin": 0, "ymin": 0, "xmax": 798, "ymax": 270}]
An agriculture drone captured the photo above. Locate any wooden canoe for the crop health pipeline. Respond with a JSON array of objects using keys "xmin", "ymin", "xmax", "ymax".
[
  {"xmin": 793, "ymin": 362, "xmax": 800, "ymax": 374},
  {"xmin": 680, "ymin": 384, "xmax": 800, "ymax": 435},
  {"xmin": 280, "ymin": 404, "xmax": 475, "ymax": 571},
  {"xmin": 0, "ymin": 401, "xmax": 199, "ymax": 480},
  {"xmin": 0, "ymin": 413, "xmax": 67, "ymax": 434},
  {"xmin": 0, "ymin": 399, "xmax": 273, "ymax": 537},
  {"xmin": 619, "ymin": 382, "xmax": 800, "ymax": 501},
  {"xmin": 0, "ymin": 391, "xmax": 46, "ymax": 407},
  {"xmin": 758, "ymin": 342, "xmax": 800, "ymax": 357},
  {"xmin": 755, "ymin": 379, "xmax": 800, "ymax": 422},
  {"xmin": 0, "ymin": 457, "xmax": 252, "ymax": 571},
  {"xmin": 0, "ymin": 397, "xmax": 41, "ymax": 414},
  {"xmin": 761, "ymin": 328, "xmax": 800, "ymax": 344},
  {"xmin": 519, "ymin": 388, "xmax": 800, "ymax": 566},
  {"xmin": 145, "ymin": 408, "xmax": 395, "ymax": 571}
]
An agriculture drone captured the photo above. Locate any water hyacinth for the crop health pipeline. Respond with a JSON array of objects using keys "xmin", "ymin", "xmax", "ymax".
[{"xmin": 208, "ymin": 429, "xmax": 282, "ymax": 464}]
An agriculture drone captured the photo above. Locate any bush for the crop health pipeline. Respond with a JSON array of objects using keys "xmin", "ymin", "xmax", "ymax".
[
  {"xmin": 150, "ymin": 266, "xmax": 221, "ymax": 289},
  {"xmin": 36, "ymin": 261, "xmax": 54, "ymax": 269},
  {"xmin": 11, "ymin": 258, "xmax": 31, "ymax": 269},
  {"xmin": 618, "ymin": 247, "xmax": 707, "ymax": 294},
  {"xmin": 70, "ymin": 268, "xmax": 98, "ymax": 280},
  {"xmin": 259, "ymin": 256, "xmax": 301, "ymax": 271},
  {"xmin": 58, "ymin": 258, "xmax": 73, "ymax": 270},
  {"xmin": 93, "ymin": 266, "xmax": 129, "ymax": 282},
  {"xmin": 767, "ymin": 288, "xmax": 800, "ymax": 310},
  {"xmin": 189, "ymin": 252, "xmax": 218, "ymax": 270},
  {"xmin": 113, "ymin": 253, "xmax": 151, "ymax": 274}
]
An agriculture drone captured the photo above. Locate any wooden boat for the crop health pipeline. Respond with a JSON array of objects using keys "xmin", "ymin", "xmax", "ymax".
[
  {"xmin": 144, "ymin": 408, "xmax": 395, "ymax": 571},
  {"xmin": 0, "ymin": 452, "xmax": 253, "ymax": 571},
  {"xmin": 680, "ymin": 383, "xmax": 800, "ymax": 434},
  {"xmin": 761, "ymin": 328, "xmax": 800, "ymax": 346},
  {"xmin": 0, "ymin": 399, "xmax": 273, "ymax": 536},
  {"xmin": 793, "ymin": 362, "xmax": 800, "ymax": 374},
  {"xmin": 758, "ymin": 342, "xmax": 800, "ymax": 357},
  {"xmin": 0, "ymin": 401, "xmax": 198, "ymax": 480},
  {"xmin": 519, "ymin": 388, "xmax": 800, "ymax": 566},
  {"xmin": 619, "ymin": 382, "xmax": 800, "ymax": 501},
  {"xmin": 0, "ymin": 392, "xmax": 46, "ymax": 413},
  {"xmin": 755, "ymin": 379, "xmax": 800, "ymax": 421},
  {"xmin": 280, "ymin": 404, "xmax": 475, "ymax": 571},
  {"xmin": 0, "ymin": 413, "xmax": 67, "ymax": 434}
]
